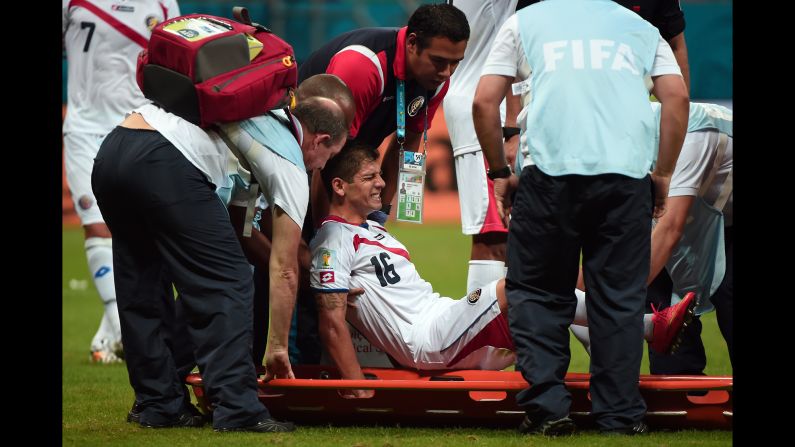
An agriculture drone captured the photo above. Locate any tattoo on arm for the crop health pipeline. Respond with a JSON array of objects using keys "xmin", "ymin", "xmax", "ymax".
[{"xmin": 316, "ymin": 293, "xmax": 346, "ymax": 311}]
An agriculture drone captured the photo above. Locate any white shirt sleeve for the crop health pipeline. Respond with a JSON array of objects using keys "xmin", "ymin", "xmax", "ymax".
[
  {"xmin": 310, "ymin": 225, "xmax": 355, "ymax": 292},
  {"xmin": 62, "ymin": 0, "xmax": 74, "ymax": 35},
  {"xmin": 650, "ymin": 36, "xmax": 681, "ymax": 77},
  {"xmin": 668, "ymin": 131, "xmax": 713, "ymax": 198},
  {"xmin": 481, "ymin": 14, "xmax": 525, "ymax": 79}
]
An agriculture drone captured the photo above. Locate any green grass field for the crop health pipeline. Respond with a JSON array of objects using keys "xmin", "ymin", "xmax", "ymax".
[{"xmin": 63, "ymin": 224, "xmax": 732, "ymax": 446}]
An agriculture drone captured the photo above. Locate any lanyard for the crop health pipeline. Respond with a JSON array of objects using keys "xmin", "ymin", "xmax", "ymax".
[
  {"xmin": 395, "ymin": 80, "xmax": 429, "ymax": 224},
  {"xmin": 396, "ymin": 80, "xmax": 428, "ymax": 153}
]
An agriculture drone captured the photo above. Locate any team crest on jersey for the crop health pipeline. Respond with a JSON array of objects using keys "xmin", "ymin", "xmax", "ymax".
[
  {"xmin": 78, "ymin": 195, "xmax": 94, "ymax": 211},
  {"xmin": 112, "ymin": 5, "xmax": 135, "ymax": 12},
  {"xmin": 319, "ymin": 271, "xmax": 335, "ymax": 284},
  {"xmin": 316, "ymin": 248, "xmax": 335, "ymax": 270},
  {"xmin": 145, "ymin": 15, "xmax": 160, "ymax": 31},
  {"xmin": 407, "ymin": 96, "xmax": 425, "ymax": 117},
  {"xmin": 467, "ymin": 288, "xmax": 481, "ymax": 305}
]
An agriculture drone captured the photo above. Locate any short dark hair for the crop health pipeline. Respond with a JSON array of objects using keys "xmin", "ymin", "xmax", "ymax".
[
  {"xmin": 407, "ymin": 3, "xmax": 470, "ymax": 51},
  {"xmin": 320, "ymin": 141, "xmax": 378, "ymax": 198},
  {"xmin": 291, "ymin": 96, "xmax": 348, "ymax": 145}
]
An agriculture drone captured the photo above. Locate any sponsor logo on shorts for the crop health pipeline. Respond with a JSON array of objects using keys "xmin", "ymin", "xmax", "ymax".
[
  {"xmin": 407, "ymin": 96, "xmax": 425, "ymax": 117},
  {"xmin": 112, "ymin": 5, "xmax": 135, "ymax": 12},
  {"xmin": 78, "ymin": 195, "xmax": 94, "ymax": 211},
  {"xmin": 145, "ymin": 15, "xmax": 160, "ymax": 31},
  {"xmin": 467, "ymin": 288, "xmax": 481, "ymax": 305},
  {"xmin": 319, "ymin": 271, "xmax": 335, "ymax": 284}
]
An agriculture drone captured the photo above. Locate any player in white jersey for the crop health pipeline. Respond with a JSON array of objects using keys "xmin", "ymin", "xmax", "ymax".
[
  {"xmin": 63, "ymin": 0, "xmax": 179, "ymax": 363},
  {"xmin": 647, "ymin": 101, "xmax": 733, "ymax": 372},
  {"xmin": 546, "ymin": 101, "xmax": 733, "ymax": 367},
  {"xmin": 309, "ymin": 144, "xmax": 694, "ymax": 397},
  {"xmin": 443, "ymin": 0, "xmax": 520, "ymax": 294}
]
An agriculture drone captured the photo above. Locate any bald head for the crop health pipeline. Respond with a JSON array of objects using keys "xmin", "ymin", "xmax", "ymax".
[
  {"xmin": 292, "ymin": 96, "xmax": 348, "ymax": 146},
  {"xmin": 295, "ymin": 74, "xmax": 356, "ymax": 130}
]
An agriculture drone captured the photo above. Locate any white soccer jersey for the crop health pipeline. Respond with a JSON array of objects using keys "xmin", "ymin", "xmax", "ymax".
[
  {"xmin": 651, "ymin": 102, "xmax": 733, "ymax": 225},
  {"xmin": 310, "ymin": 217, "xmax": 509, "ymax": 370},
  {"xmin": 63, "ymin": 0, "xmax": 179, "ymax": 134},
  {"xmin": 444, "ymin": 0, "xmax": 517, "ymax": 156}
]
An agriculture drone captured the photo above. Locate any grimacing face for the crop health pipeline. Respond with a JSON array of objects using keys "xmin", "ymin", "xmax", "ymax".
[
  {"xmin": 406, "ymin": 34, "xmax": 467, "ymax": 91},
  {"xmin": 344, "ymin": 159, "xmax": 385, "ymax": 217}
]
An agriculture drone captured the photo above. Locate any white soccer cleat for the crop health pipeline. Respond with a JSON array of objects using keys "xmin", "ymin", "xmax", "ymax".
[{"xmin": 90, "ymin": 338, "xmax": 124, "ymax": 364}]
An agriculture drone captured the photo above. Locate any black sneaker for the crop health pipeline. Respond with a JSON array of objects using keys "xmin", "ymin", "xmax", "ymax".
[
  {"xmin": 214, "ymin": 418, "xmax": 296, "ymax": 433},
  {"xmin": 518, "ymin": 415, "xmax": 576, "ymax": 436},
  {"xmin": 127, "ymin": 402, "xmax": 142, "ymax": 423},
  {"xmin": 140, "ymin": 412, "xmax": 205, "ymax": 428},
  {"xmin": 600, "ymin": 420, "xmax": 649, "ymax": 435},
  {"xmin": 128, "ymin": 401, "xmax": 207, "ymax": 427}
]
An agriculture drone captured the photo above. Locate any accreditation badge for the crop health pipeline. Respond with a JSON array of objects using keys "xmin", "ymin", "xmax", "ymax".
[{"xmin": 396, "ymin": 150, "xmax": 426, "ymax": 223}]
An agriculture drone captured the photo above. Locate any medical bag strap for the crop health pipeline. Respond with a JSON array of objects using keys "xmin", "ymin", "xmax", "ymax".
[
  {"xmin": 232, "ymin": 5, "xmax": 272, "ymax": 32},
  {"xmin": 215, "ymin": 126, "xmax": 259, "ymax": 238},
  {"xmin": 698, "ymin": 132, "xmax": 732, "ymax": 212},
  {"xmin": 68, "ymin": 0, "xmax": 149, "ymax": 48}
]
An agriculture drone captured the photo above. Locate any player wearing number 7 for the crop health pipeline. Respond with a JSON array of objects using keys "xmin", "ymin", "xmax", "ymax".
[
  {"xmin": 63, "ymin": 0, "xmax": 180, "ymax": 364},
  {"xmin": 310, "ymin": 144, "xmax": 695, "ymax": 397}
]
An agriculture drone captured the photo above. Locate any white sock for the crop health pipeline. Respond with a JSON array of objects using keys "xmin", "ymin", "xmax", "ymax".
[
  {"xmin": 569, "ymin": 324, "xmax": 591, "ymax": 356},
  {"xmin": 643, "ymin": 314, "xmax": 654, "ymax": 341},
  {"xmin": 573, "ymin": 288, "xmax": 588, "ymax": 326},
  {"xmin": 466, "ymin": 260, "xmax": 505, "ymax": 293},
  {"xmin": 570, "ymin": 289, "xmax": 591, "ymax": 355},
  {"xmin": 85, "ymin": 238, "xmax": 121, "ymax": 349},
  {"xmin": 91, "ymin": 307, "xmax": 120, "ymax": 350}
]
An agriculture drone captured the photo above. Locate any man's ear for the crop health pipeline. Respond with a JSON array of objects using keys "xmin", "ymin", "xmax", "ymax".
[
  {"xmin": 331, "ymin": 177, "xmax": 346, "ymax": 197},
  {"xmin": 406, "ymin": 33, "xmax": 418, "ymax": 52},
  {"xmin": 314, "ymin": 133, "xmax": 332, "ymax": 148}
]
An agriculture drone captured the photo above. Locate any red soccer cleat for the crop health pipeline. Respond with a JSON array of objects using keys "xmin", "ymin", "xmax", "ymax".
[{"xmin": 650, "ymin": 292, "xmax": 697, "ymax": 355}]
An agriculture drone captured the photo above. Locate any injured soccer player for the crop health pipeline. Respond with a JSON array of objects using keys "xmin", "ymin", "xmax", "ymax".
[{"xmin": 310, "ymin": 143, "xmax": 695, "ymax": 396}]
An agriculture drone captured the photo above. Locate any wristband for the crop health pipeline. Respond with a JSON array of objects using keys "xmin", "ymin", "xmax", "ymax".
[
  {"xmin": 502, "ymin": 126, "xmax": 520, "ymax": 139},
  {"xmin": 487, "ymin": 165, "xmax": 512, "ymax": 180}
]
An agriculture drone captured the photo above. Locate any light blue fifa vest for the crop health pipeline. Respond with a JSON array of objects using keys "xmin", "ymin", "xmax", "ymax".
[
  {"xmin": 215, "ymin": 110, "xmax": 306, "ymax": 207},
  {"xmin": 240, "ymin": 110, "xmax": 306, "ymax": 170},
  {"xmin": 651, "ymin": 101, "xmax": 733, "ymax": 315},
  {"xmin": 516, "ymin": 0, "xmax": 662, "ymax": 178}
]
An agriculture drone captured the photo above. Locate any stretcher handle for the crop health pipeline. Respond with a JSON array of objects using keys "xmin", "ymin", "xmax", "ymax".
[{"xmin": 260, "ymin": 378, "xmax": 732, "ymax": 392}]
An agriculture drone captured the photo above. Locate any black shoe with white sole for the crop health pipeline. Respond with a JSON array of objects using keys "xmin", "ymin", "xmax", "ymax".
[
  {"xmin": 600, "ymin": 420, "xmax": 649, "ymax": 435},
  {"xmin": 518, "ymin": 415, "xmax": 576, "ymax": 436},
  {"xmin": 214, "ymin": 418, "xmax": 296, "ymax": 433}
]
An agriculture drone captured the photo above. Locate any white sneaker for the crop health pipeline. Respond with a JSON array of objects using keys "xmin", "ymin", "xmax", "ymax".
[{"xmin": 90, "ymin": 338, "xmax": 124, "ymax": 364}]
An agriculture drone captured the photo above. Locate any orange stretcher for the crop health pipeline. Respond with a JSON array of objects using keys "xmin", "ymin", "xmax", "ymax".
[{"xmin": 186, "ymin": 365, "xmax": 732, "ymax": 430}]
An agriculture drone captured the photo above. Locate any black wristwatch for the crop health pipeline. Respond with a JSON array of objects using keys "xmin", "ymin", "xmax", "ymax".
[
  {"xmin": 487, "ymin": 165, "xmax": 512, "ymax": 180},
  {"xmin": 502, "ymin": 126, "xmax": 520, "ymax": 140}
]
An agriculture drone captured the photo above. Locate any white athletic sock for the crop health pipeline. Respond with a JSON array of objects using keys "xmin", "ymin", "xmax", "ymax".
[
  {"xmin": 573, "ymin": 288, "xmax": 588, "ymax": 326},
  {"xmin": 466, "ymin": 260, "xmax": 505, "ymax": 293},
  {"xmin": 569, "ymin": 324, "xmax": 591, "ymax": 356},
  {"xmin": 91, "ymin": 307, "xmax": 121, "ymax": 350},
  {"xmin": 570, "ymin": 289, "xmax": 591, "ymax": 355},
  {"xmin": 85, "ymin": 238, "xmax": 121, "ymax": 348},
  {"xmin": 643, "ymin": 314, "xmax": 654, "ymax": 341}
]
